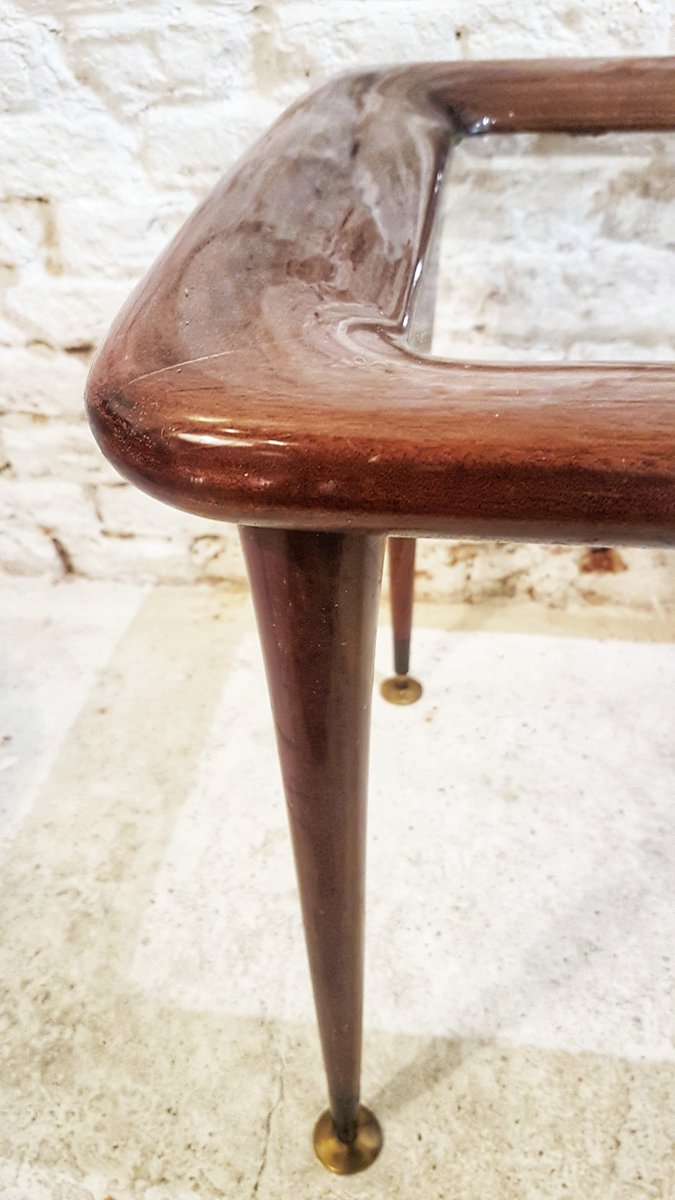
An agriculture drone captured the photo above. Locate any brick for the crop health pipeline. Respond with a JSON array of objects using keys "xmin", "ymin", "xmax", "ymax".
[
  {"xmin": 456, "ymin": 0, "xmax": 669, "ymax": 57},
  {"xmin": 152, "ymin": 20, "xmax": 254, "ymax": 101},
  {"xmin": 65, "ymin": 34, "xmax": 165, "ymax": 119},
  {"xmin": 95, "ymin": 482, "xmax": 204, "ymax": 539},
  {"xmin": 0, "ymin": 479, "xmax": 98, "ymax": 578},
  {"xmin": 0, "ymin": 109, "xmax": 143, "ymax": 202},
  {"xmin": 67, "ymin": 18, "xmax": 254, "ymax": 117},
  {"xmin": 251, "ymin": 2, "xmax": 461, "ymax": 103},
  {"xmin": 1, "ymin": 412, "xmax": 119, "ymax": 486},
  {"xmin": 0, "ymin": 524, "xmax": 64, "ymax": 577},
  {"xmin": 93, "ymin": 484, "xmax": 246, "ymax": 582},
  {"xmin": 0, "ymin": 346, "xmax": 89, "ymax": 418},
  {"xmin": 56, "ymin": 193, "xmax": 197, "ymax": 278},
  {"xmin": 189, "ymin": 531, "xmax": 246, "ymax": 584},
  {"xmin": 3, "ymin": 273, "xmax": 131, "ymax": 348},
  {"xmin": 0, "ymin": 16, "xmax": 72, "ymax": 115},
  {"xmin": 140, "ymin": 97, "xmax": 278, "ymax": 187},
  {"xmin": 413, "ymin": 540, "xmax": 675, "ymax": 613},
  {"xmin": 0, "ymin": 199, "xmax": 48, "ymax": 269},
  {"xmin": 75, "ymin": 529, "xmax": 197, "ymax": 584}
]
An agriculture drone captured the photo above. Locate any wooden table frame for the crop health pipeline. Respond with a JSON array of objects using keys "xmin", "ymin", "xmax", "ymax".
[{"xmin": 86, "ymin": 58, "xmax": 675, "ymax": 1173}]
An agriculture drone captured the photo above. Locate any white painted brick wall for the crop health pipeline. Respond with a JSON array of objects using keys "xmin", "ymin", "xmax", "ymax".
[{"xmin": 1, "ymin": 0, "xmax": 674, "ymax": 610}]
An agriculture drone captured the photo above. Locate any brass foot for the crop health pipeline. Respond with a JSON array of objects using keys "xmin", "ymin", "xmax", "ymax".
[
  {"xmin": 380, "ymin": 673, "xmax": 422, "ymax": 705},
  {"xmin": 313, "ymin": 1105, "xmax": 383, "ymax": 1174}
]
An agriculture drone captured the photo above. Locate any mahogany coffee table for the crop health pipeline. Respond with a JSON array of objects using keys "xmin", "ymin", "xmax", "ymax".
[{"xmin": 86, "ymin": 57, "xmax": 675, "ymax": 1173}]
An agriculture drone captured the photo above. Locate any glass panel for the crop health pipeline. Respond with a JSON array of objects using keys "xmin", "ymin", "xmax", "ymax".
[{"xmin": 433, "ymin": 132, "xmax": 675, "ymax": 363}]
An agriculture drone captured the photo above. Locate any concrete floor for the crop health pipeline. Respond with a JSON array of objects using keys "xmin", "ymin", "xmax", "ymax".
[{"xmin": 2, "ymin": 577, "xmax": 675, "ymax": 1199}]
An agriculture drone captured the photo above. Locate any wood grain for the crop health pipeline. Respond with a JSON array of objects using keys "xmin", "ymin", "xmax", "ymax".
[{"xmin": 86, "ymin": 58, "xmax": 675, "ymax": 545}]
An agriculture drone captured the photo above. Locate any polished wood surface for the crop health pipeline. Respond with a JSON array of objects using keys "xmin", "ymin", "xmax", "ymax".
[
  {"xmin": 86, "ymin": 57, "xmax": 675, "ymax": 1167},
  {"xmin": 240, "ymin": 528, "xmax": 384, "ymax": 1143},
  {"xmin": 388, "ymin": 538, "xmax": 417, "ymax": 676},
  {"xmin": 86, "ymin": 58, "xmax": 675, "ymax": 546}
]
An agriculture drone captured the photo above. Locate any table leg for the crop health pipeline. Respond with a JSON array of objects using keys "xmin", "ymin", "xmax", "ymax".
[
  {"xmin": 240, "ymin": 526, "xmax": 384, "ymax": 1174},
  {"xmin": 381, "ymin": 537, "xmax": 422, "ymax": 705}
]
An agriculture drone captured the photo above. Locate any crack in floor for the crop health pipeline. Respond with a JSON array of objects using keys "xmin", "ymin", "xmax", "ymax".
[{"xmin": 251, "ymin": 1031, "xmax": 286, "ymax": 1198}]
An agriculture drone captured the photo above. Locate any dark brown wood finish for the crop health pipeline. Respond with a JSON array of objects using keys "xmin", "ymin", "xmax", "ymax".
[
  {"xmin": 240, "ymin": 527, "xmax": 384, "ymax": 1143},
  {"xmin": 86, "ymin": 58, "xmax": 675, "ymax": 547},
  {"xmin": 388, "ymin": 537, "xmax": 417, "ymax": 676},
  {"xmin": 85, "ymin": 58, "xmax": 675, "ymax": 1167}
]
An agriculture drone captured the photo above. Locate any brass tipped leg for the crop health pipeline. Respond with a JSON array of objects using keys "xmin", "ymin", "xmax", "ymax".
[
  {"xmin": 380, "ymin": 673, "xmax": 422, "ymax": 705},
  {"xmin": 313, "ymin": 1106, "xmax": 383, "ymax": 1174}
]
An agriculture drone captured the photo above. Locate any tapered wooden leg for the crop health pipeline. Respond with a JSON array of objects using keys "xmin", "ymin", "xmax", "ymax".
[
  {"xmin": 381, "ymin": 537, "xmax": 422, "ymax": 705},
  {"xmin": 389, "ymin": 536, "xmax": 416, "ymax": 675},
  {"xmin": 240, "ymin": 526, "xmax": 384, "ymax": 1173}
]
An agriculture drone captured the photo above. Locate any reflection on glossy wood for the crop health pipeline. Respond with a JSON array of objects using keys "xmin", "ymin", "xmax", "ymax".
[
  {"xmin": 240, "ymin": 527, "xmax": 384, "ymax": 1148},
  {"xmin": 85, "ymin": 56, "xmax": 675, "ymax": 1171},
  {"xmin": 86, "ymin": 58, "xmax": 675, "ymax": 547}
]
